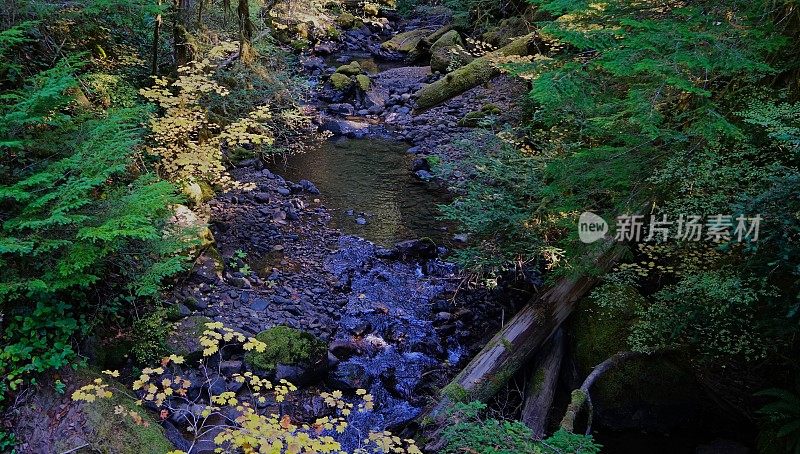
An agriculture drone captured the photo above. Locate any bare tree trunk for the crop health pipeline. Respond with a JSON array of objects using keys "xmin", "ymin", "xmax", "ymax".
[
  {"xmin": 173, "ymin": 0, "xmax": 191, "ymax": 66},
  {"xmin": 151, "ymin": 0, "xmax": 162, "ymax": 76},
  {"xmin": 521, "ymin": 328, "xmax": 565, "ymax": 439},
  {"xmin": 421, "ymin": 241, "xmax": 626, "ymax": 451},
  {"xmin": 196, "ymin": 0, "xmax": 205, "ymax": 29},
  {"xmin": 237, "ymin": 0, "xmax": 253, "ymax": 62},
  {"xmin": 559, "ymin": 351, "xmax": 640, "ymax": 434}
]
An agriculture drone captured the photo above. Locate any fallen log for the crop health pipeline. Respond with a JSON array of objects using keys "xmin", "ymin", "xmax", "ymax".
[
  {"xmin": 559, "ymin": 351, "xmax": 640, "ymax": 434},
  {"xmin": 521, "ymin": 328, "xmax": 564, "ymax": 439},
  {"xmin": 412, "ymin": 31, "xmax": 548, "ymax": 112},
  {"xmin": 422, "ymin": 241, "xmax": 626, "ymax": 451}
]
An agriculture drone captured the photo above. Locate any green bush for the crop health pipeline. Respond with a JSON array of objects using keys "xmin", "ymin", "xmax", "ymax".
[
  {"xmin": 0, "ymin": 12, "xmax": 191, "ymax": 401},
  {"xmin": 244, "ymin": 326, "xmax": 326, "ymax": 372},
  {"xmin": 441, "ymin": 401, "xmax": 602, "ymax": 454}
]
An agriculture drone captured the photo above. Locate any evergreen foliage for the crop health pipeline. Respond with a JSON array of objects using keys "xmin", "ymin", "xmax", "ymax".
[{"xmin": 0, "ymin": 2, "xmax": 192, "ymax": 403}]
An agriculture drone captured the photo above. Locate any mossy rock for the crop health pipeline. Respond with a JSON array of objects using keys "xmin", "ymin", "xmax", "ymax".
[
  {"xmin": 429, "ymin": 30, "xmax": 473, "ymax": 74},
  {"xmin": 482, "ymin": 16, "xmax": 531, "ymax": 47},
  {"xmin": 363, "ymin": 3, "xmax": 380, "ymax": 16},
  {"xmin": 329, "ymin": 72, "xmax": 353, "ymax": 91},
  {"xmin": 481, "ymin": 103, "xmax": 501, "ymax": 114},
  {"xmin": 335, "ymin": 12, "xmax": 358, "ymax": 29},
  {"xmin": 165, "ymin": 315, "xmax": 212, "ymax": 361},
  {"xmin": 356, "ymin": 59, "xmax": 380, "ymax": 74},
  {"xmin": 80, "ymin": 374, "xmax": 174, "ymax": 454},
  {"xmin": 244, "ymin": 326, "xmax": 327, "ymax": 373},
  {"xmin": 335, "ymin": 61, "xmax": 362, "ymax": 76},
  {"xmin": 381, "ymin": 29, "xmax": 431, "ymax": 53},
  {"xmin": 356, "ymin": 74, "xmax": 371, "ymax": 91},
  {"xmin": 572, "ymin": 289, "xmax": 712, "ymax": 432},
  {"xmin": 458, "ymin": 110, "xmax": 487, "ymax": 127},
  {"xmin": 181, "ymin": 181, "xmax": 205, "ymax": 207}
]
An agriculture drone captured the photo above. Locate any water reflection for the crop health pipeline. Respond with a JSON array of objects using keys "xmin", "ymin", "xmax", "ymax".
[{"xmin": 269, "ymin": 137, "xmax": 451, "ymax": 246}]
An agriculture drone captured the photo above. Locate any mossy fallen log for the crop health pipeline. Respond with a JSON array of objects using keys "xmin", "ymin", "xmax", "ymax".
[
  {"xmin": 413, "ymin": 32, "xmax": 544, "ymax": 112},
  {"xmin": 421, "ymin": 241, "xmax": 626, "ymax": 451}
]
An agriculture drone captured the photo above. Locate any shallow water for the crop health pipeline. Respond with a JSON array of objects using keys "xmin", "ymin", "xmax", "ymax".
[{"xmin": 269, "ymin": 137, "xmax": 451, "ymax": 246}]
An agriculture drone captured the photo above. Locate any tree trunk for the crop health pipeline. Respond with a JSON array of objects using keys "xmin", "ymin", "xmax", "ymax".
[
  {"xmin": 422, "ymin": 241, "xmax": 626, "ymax": 451},
  {"xmin": 151, "ymin": 0, "xmax": 162, "ymax": 76},
  {"xmin": 173, "ymin": 0, "xmax": 191, "ymax": 66},
  {"xmin": 413, "ymin": 32, "xmax": 550, "ymax": 112},
  {"xmin": 237, "ymin": 0, "xmax": 254, "ymax": 63},
  {"xmin": 559, "ymin": 351, "xmax": 639, "ymax": 434},
  {"xmin": 521, "ymin": 328, "xmax": 564, "ymax": 439}
]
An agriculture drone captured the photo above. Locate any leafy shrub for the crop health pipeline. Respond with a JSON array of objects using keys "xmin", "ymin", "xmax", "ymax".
[
  {"xmin": 75, "ymin": 322, "xmax": 421, "ymax": 454},
  {"xmin": 629, "ymin": 272, "xmax": 777, "ymax": 362},
  {"xmin": 244, "ymin": 325, "xmax": 327, "ymax": 372},
  {"xmin": 439, "ymin": 134, "xmax": 544, "ymax": 274},
  {"xmin": 441, "ymin": 401, "xmax": 602, "ymax": 454},
  {"xmin": 0, "ymin": 22, "xmax": 191, "ymax": 399},
  {"xmin": 756, "ymin": 386, "xmax": 800, "ymax": 454}
]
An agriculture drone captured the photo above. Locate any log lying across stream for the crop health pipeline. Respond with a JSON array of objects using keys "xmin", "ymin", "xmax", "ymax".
[
  {"xmin": 422, "ymin": 242, "xmax": 626, "ymax": 451},
  {"xmin": 412, "ymin": 31, "xmax": 549, "ymax": 112}
]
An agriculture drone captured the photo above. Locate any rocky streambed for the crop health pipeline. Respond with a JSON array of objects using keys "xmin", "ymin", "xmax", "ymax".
[{"xmin": 158, "ymin": 15, "xmax": 536, "ymax": 452}]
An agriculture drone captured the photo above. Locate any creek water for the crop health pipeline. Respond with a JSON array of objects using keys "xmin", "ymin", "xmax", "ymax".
[{"xmin": 269, "ymin": 137, "xmax": 452, "ymax": 247}]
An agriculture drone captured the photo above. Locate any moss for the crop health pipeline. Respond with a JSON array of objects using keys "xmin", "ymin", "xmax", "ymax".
[
  {"xmin": 458, "ymin": 110, "xmax": 487, "ymax": 127},
  {"xmin": 414, "ymin": 33, "xmax": 537, "ymax": 111},
  {"xmin": 356, "ymin": 59, "xmax": 380, "ymax": 74},
  {"xmin": 335, "ymin": 61, "xmax": 362, "ymax": 76},
  {"xmin": 442, "ymin": 383, "xmax": 471, "ymax": 403},
  {"xmin": 363, "ymin": 2, "xmax": 380, "ymax": 16},
  {"xmin": 131, "ymin": 307, "xmax": 174, "ymax": 365},
  {"xmin": 500, "ymin": 338, "xmax": 513, "ymax": 351},
  {"xmin": 205, "ymin": 245, "xmax": 225, "ymax": 272},
  {"xmin": 244, "ymin": 326, "xmax": 326, "ymax": 372},
  {"xmin": 481, "ymin": 103, "xmax": 501, "ymax": 114},
  {"xmin": 290, "ymin": 38, "xmax": 311, "ymax": 51},
  {"xmin": 381, "ymin": 29, "xmax": 431, "ymax": 52},
  {"xmin": 80, "ymin": 375, "xmax": 173, "ymax": 454},
  {"xmin": 572, "ymin": 288, "xmax": 707, "ymax": 430},
  {"xmin": 329, "ymin": 72, "xmax": 353, "ymax": 91},
  {"xmin": 356, "ymin": 74, "xmax": 371, "ymax": 91},
  {"xmin": 197, "ymin": 180, "xmax": 216, "ymax": 202},
  {"xmin": 335, "ymin": 12, "xmax": 357, "ymax": 29},
  {"xmin": 530, "ymin": 367, "xmax": 546, "ymax": 393},
  {"xmin": 429, "ymin": 30, "xmax": 472, "ymax": 74},
  {"xmin": 424, "ymin": 155, "xmax": 441, "ymax": 168},
  {"xmin": 165, "ymin": 315, "xmax": 212, "ymax": 361},
  {"xmin": 482, "ymin": 17, "xmax": 531, "ymax": 47}
]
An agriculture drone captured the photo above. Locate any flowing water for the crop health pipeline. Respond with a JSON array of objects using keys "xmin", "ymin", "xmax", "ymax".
[{"xmin": 269, "ymin": 137, "xmax": 452, "ymax": 247}]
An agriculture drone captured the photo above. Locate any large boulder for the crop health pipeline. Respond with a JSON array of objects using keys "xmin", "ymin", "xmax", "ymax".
[
  {"xmin": 572, "ymin": 287, "xmax": 720, "ymax": 433},
  {"xmin": 381, "ymin": 28, "xmax": 432, "ymax": 53},
  {"xmin": 165, "ymin": 315, "xmax": 213, "ymax": 361},
  {"xmin": 167, "ymin": 204, "xmax": 214, "ymax": 248},
  {"xmin": 482, "ymin": 16, "xmax": 531, "ymax": 47},
  {"xmin": 244, "ymin": 326, "xmax": 327, "ymax": 385},
  {"xmin": 429, "ymin": 30, "xmax": 473, "ymax": 74}
]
